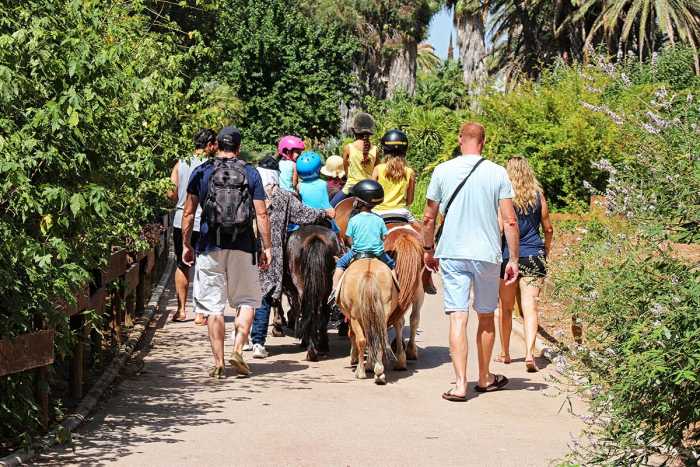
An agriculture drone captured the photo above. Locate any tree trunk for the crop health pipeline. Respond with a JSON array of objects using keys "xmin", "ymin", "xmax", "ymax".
[
  {"xmin": 386, "ymin": 38, "xmax": 417, "ymax": 98},
  {"xmin": 454, "ymin": 9, "xmax": 487, "ymax": 93}
]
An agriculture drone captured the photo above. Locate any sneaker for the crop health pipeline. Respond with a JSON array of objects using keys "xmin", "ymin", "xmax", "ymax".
[
  {"xmin": 242, "ymin": 342, "xmax": 253, "ymax": 352},
  {"xmin": 252, "ymin": 343, "xmax": 268, "ymax": 359}
]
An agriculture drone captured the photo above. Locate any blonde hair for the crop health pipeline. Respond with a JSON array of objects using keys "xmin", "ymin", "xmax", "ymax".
[
  {"xmin": 384, "ymin": 155, "xmax": 408, "ymax": 182},
  {"xmin": 506, "ymin": 157, "xmax": 542, "ymax": 213}
]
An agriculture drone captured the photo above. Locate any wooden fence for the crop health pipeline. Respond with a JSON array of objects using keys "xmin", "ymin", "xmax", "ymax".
[{"xmin": 0, "ymin": 214, "xmax": 172, "ymax": 431}]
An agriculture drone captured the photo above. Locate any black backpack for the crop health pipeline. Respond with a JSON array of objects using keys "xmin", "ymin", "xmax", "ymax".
[{"xmin": 203, "ymin": 158, "xmax": 253, "ymax": 246}]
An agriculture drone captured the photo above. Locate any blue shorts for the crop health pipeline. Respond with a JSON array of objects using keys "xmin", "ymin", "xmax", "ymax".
[
  {"xmin": 336, "ymin": 250, "xmax": 395, "ymax": 270},
  {"xmin": 440, "ymin": 259, "xmax": 500, "ymax": 314}
]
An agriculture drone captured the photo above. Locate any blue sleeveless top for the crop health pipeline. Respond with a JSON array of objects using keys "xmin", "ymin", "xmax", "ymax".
[{"xmin": 503, "ymin": 193, "xmax": 545, "ymax": 260}]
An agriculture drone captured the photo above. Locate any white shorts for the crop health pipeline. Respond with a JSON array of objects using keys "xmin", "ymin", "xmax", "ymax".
[{"xmin": 193, "ymin": 249, "xmax": 263, "ymax": 315}]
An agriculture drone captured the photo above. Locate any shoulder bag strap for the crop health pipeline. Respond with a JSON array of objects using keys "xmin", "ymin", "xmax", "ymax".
[{"xmin": 442, "ymin": 157, "xmax": 486, "ymax": 219}]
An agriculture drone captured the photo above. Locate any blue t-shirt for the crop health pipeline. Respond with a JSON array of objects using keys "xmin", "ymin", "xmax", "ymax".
[
  {"xmin": 298, "ymin": 178, "xmax": 332, "ymax": 210},
  {"xmin": 279, "ymin": 159, "xmax": 295, "ymax": 192},
  {"xmin": 347, "ymin": 212, "xmax": 388, "ymax": 256},
  {"xmin": 186, "ymin": 157, "xmax": 266, "ymax": 254}
]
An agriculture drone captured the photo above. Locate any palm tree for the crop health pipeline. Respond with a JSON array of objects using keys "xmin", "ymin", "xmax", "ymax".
[
  {"xmin": 573, "ymin": 0, "xmax": 700, "ymax": 69},
  {"xmin": 417, "ymin": 42, "xmax": 443, "ymax": 73},
  {"xmin": 445, "ymin": 1, "xmax": 489, "ymax": 90}
]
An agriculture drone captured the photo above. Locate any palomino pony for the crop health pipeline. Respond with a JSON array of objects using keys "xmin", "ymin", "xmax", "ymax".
[
  {"xmin": 384, "ymin": 224, "xmax": 425, "ymax": 364},
  {"xmin": 339, "ymin": 258, "xmax": 399, "ymax": 385},
  {"xmin": 286, "ymin": 224, "xmax": 341, "ymax": 361}
]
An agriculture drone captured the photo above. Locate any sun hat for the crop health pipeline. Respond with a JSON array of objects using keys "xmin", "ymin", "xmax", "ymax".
[{"xmin": 320, "ymin": 155, "xmax": 345, "ymax": 178}]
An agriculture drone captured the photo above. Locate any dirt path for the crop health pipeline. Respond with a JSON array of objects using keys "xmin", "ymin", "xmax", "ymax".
[{"xmin": 32, "ymin": 276, "xmax": 583, "ymax": 466}]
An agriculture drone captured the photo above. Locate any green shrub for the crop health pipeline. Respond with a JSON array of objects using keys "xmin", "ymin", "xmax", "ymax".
[{"xmin": 553, "ymin": 222, "xmax": 700, "ymax": 464}]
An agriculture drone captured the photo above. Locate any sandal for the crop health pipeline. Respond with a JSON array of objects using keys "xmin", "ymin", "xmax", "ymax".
[
  {"xmin": 171, "ymin": 312, "xmax": 187, "ymax": 322},
  {"xmin": 475, "ymin": 374, "xmax": 509, "ymax": 393},
  {"xmin": 525, "ymin": 359, "xmax": 538, "ymax": 373},
  {"xmin": 494, "ymin": 354, "xmax": 512, "ymax": 364},
  {"xmin": 228, "ymin": 351, "xmax": 251, "ymax": 376},
  {"xmin": 194, "ymin": 314, "xmax": 208, "ymax": 326},
  {"xmin": 441, "ymin": 388, "xmax": 467, "ymax": 402},
  {"xmin": 208, "ymin": 366, "xmax": 224, "ymax": 379}
]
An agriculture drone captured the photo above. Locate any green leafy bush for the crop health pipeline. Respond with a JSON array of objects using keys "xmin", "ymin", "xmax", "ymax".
[
  {"xmin": 0, "ymin": 0, "xmax": 200, "ymax": 444},
  {"xmin": 553, "ymin": 222, "xmax": 700, "ymax": 464}
]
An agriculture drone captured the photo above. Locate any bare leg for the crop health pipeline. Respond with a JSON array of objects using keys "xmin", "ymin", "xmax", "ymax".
[
  {"xmin": 233, "ymin": 306, "xmax": 254, "ymax": 354},
  {"xmin": 519, "ymin": 277, "xmax": 543, "ymax": 363},
  {"xmin": 173, "ymin": 267, "xmax": 189, "ymax": 320},
  {"xmin": 207, "ymin": 315, "xmax": 225, "ymax": 367},
  {"xmin": 498, "ymin": 280, "xmax": 517, "ymax": 363},
  {"xmin": 476, "ymin": 312, "xmax": 496, "ymax": 388},
  {"xmin": 448, "ymin": 311, "xmax": 469, "ymax": 397},
  {"xmin": 332, "ymin": 268, "xmax": 343, "ymax": 291}
]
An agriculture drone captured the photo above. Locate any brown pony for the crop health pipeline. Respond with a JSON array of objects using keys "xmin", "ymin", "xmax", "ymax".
[
  {"xmin": 339, "ymin": 258, "xmax": 399, "ymax": 385},
  {"xmin": 384, "ymin": 225, "xmax": 425, "ymax": 365}
]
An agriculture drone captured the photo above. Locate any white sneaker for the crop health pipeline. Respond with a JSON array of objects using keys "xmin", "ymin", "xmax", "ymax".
[
  {"xmin": 252, "ymin": 343, "xmax": 268, "ymax": 359},
  {"xmin": 242, "ymin": 341, "xmax": 253, "ymax": 352}
]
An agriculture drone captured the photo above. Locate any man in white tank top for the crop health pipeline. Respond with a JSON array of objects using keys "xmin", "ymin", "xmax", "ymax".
[{"xmin": 167, "ymin": 129, "xmax": 217, "ymax": 324}]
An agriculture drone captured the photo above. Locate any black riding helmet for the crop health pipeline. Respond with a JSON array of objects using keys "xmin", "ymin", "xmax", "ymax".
[
  {"xmin": 381, "ymin": 129, "xmax": 408, "ymax": 155},
  {"xmin": 351, "ymin": 179, "xmax": 384, "ymax": 206}
]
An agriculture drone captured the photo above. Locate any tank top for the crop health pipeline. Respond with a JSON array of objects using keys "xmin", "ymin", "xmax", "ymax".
[
  {"xmin": 374, "ymin": 163, "xmax": 414, "ymax": 212},
  {"xmin": 173, "ymin": 155, "xmax": 205, "ymax": 231},
  {"xmin": 343, "ymin": 143, "xmax": 377, "ymax": 194},
  {"xmin": 279, "ymin": 159, "xmax": 295, "ymax": 192},
  {"xmin": 503, "ymin": 192, "xmax": 545, "ymax": 260}
]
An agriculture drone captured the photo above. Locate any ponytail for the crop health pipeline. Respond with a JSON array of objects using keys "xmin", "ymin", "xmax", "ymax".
[{"xmin": 362, "ymin": 134, "xmax": 371, "ymax": 163}]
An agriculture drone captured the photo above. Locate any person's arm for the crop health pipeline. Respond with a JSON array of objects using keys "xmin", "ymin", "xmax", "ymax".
[
  {"xmin": 166, "ymin": 162, "xmax": 179, "ymax": 202},
  {"xmin": 182, "ymin": 193, "xmax": 198, "ymax": 266},
  {"xmin": 254, "ymin": 199, "xmax": 272, "ymax": 269},
  {"xmin": 372, "ymin": 166, "xmax": 379, "ymax": 181},
  {"xmin": 406, "ymin": 170, "xmax": 416, "ymax": 206},
  {"xmin": 540, "ymin": 193, "xmax": 554, "ymax": 258},
  {"xmin": 422, "ymin": 199, "xmax": 440, "ymax": 272},
  {"xmin": 292, "ymin": 166, "xmax": 299, "ymax": 192},
  {"xmin": 342, "ymin": 145, "xmax": 350, "ymax": 180},
  {"xmin": 497, "ymin": 207, "xmax": 504, "ymax": 234},
  {"xmin": 500, "ymin": 198, "xmax": 520, "ymax": 285}
]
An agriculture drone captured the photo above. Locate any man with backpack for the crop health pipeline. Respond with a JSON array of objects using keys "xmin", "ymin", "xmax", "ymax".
[{"xmin": 182, "ymin": 126, "xmax": 272, "ymax": 379}]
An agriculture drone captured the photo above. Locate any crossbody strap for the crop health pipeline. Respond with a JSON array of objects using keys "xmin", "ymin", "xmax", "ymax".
[{"xmin": 442, "ymin": 157, "xmax": 486, "ymax": 220}]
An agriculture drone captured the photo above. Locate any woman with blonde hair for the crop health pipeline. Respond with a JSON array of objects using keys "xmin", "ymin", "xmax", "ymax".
[{"xmin": 497, "ymin": 156, "xmax": 554, "ymax": 372}]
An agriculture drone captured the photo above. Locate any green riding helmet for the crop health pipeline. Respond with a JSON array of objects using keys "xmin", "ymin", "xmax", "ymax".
[{"xmin": 352, "ymin": 112, "xmax": 375, "ymax": 136}]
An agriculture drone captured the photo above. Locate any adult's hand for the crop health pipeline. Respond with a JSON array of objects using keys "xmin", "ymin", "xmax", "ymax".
[
  {"xmin": 424, "ymin": 251, "xmax": 439, "ymax": 273},
  {"xmin": 183, "ymin": 245, "xmax": 195, "ymax": 267},
  {"xmin": 503, "ymin": 259, "xmax": 519, "ymax": 285},
  {"xmin": 259, "ymin": 247, "xmax": 272, "ymax": 270}
]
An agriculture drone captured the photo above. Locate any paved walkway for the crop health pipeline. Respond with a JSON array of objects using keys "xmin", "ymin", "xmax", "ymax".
[{"xmin": 33, "ymin": 275, "xmax": 582, "ymax": 466}]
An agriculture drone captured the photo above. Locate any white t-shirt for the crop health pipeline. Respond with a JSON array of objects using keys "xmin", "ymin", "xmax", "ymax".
[{"xmin": 426, "ymin": 154, "xmax": 513, "ymax": 263}]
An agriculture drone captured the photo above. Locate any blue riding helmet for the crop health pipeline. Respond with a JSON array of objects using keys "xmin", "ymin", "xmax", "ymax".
[{"xmin": 296, "ymin": 151, "xmax": 323, "ymax": 181}]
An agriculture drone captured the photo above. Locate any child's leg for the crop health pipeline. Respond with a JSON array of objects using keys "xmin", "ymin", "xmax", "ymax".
[
  {"xmin": 379, "ymin": 252, "xmax": 396, "ymax": 270},
  {"xmin": 332, "ymin": 251, "xmax": 354, "ymax": 290}
]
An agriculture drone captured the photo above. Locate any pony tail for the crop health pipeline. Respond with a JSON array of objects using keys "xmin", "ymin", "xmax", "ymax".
[
  {"xmin": 362, "ymin": 134, "xmax": 370, "ymax": 163},
  {"xmin": 358, "ymin": 269, "xmax": 390, "ymax": 369},
  {"xmin": 391, "ymin": 234, "xmax": 423, "ymax": 316}
]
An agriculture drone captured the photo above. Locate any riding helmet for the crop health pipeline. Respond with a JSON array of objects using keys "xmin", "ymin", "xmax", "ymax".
[
  {"xmin": 381, "ymin": 129, "xmax": 408, "ymax": 155},
  {"xmin": 351, "ymin": 179, "xmax": 384, "ymax": 206},
  {"xmin": 352, "ymin": 112, "xmax": 375, "ymax": 135},
  {"xmin": 296, "ymin": 151, "xmax": 323, "ymax": 181}
]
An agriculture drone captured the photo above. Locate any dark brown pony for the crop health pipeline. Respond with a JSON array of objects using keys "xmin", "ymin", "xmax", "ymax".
[{"xmin": 286, "ymin": 224, "xmax": 341, "ymax": 361}]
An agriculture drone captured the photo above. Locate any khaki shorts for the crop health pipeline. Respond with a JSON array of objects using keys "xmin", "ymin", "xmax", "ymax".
[{"xmin": 193, "ymin": 249, "xmax": 263, "ymax": 314}]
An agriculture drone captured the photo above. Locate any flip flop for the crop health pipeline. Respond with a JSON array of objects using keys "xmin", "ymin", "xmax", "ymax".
[
  {"xmin": 194, "ymin": 315, "xmax": 208, "ymax": 326},
  {"xmin": 525, "ymin": 359, "xmax": 538, "ymax": 373},
  {"xmin": 171, "ymin": 313, "xmax": 187, "ymax": 322},
  {"xmin": 441, "ymin": 388, "xmax": 467, "ymax": 402},
  {"xmin": 475, "ymin": 374, "xmax": 509, "ymax": 393}
]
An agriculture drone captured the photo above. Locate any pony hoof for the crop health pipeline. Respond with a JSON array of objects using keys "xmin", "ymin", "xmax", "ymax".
[
  {"xmin": 375, "ymin": 374, "xmax": 387, "ymax": 385},
  {"xmin": 271, "ymin": 326, "xmax": 284, "ymax": 337}
]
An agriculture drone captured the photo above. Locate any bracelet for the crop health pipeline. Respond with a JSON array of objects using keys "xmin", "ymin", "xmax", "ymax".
[{"xmin": 423, "ymin": 245, "xmax": 435, "ymax": 251}]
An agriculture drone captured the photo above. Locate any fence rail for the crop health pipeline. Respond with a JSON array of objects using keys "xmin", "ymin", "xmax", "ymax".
[{"xmin": 0, "ymin": 213, "xmax": 172, "ymax": 431}]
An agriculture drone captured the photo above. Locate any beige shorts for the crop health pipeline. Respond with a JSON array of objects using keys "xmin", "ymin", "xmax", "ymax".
[{"xmin": 193, "ymin": 249, "xmax": 263, "ymax": 315}]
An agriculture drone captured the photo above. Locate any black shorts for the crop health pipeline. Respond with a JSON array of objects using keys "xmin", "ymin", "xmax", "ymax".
[
  {"xmin": 501, "ymin": 255, "xmax": 547, "ymax": 279},
  {"xmin": 173, "ymin": 228, "xmax": 200, "ymax": 271}
]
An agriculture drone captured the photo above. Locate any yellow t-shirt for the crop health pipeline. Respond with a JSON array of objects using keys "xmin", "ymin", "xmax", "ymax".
[
  {"xmin": 374, "ymin": 163, "xmax": 414, "ymax": 212},
  {"xmin": 343, "ymin": 144, "xmax": 377, "ymax": 194}
]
